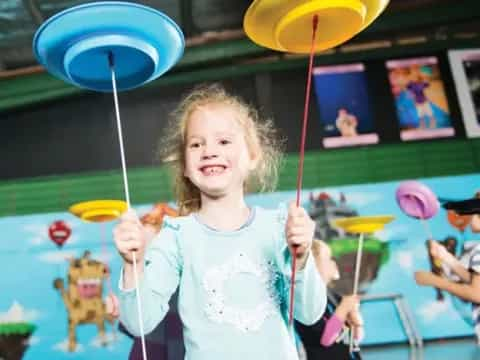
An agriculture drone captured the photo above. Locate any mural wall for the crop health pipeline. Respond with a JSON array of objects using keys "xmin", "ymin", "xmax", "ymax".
[{"xmin": 0, "ymin": 174, "xmax": 478, "ymax": 358}]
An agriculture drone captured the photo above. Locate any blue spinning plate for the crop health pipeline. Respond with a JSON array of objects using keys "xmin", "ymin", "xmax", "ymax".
[{"xmin": 33, "ymin": 1, "xmax": 184, "ymax": 92}]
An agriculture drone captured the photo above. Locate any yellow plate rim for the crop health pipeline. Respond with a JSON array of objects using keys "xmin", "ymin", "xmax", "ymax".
[
  {"xmin": 80, "ymin": 209, "xmax": 123, "ymax": 222},
  {"xmin": 333, "ymin": 215, "xmax": 395, "ymax": 233},
  {"xmin": 273, "ymin": 0, "xmax": 366, "ymax": 52},
  {"xmin": 69, "ymin": 200, "xmax": 128, "ymax": 221},
  {"xmin": 244, "ymin": 0, "xmax": 389, "ymax": 54}
]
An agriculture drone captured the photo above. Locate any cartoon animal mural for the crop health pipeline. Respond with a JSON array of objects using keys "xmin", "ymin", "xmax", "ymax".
[{"xmin": 53, "ymin": 250, "xmax": 115, "ymax": 352}]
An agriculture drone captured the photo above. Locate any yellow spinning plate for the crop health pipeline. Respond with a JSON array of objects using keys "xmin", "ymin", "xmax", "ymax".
[
  {"xmin": 334, "ymin": 215, "xmax": 394, "ymax": 233},
  {"xmin": 69, "ymin": 200, "xmax": 128, "ymax": 222},
  {"xmin": 244, "ymin": 0, "xmax": 389, "ymax": 53}
]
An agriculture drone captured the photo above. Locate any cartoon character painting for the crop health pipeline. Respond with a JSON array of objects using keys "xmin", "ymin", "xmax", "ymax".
[{"xmin": 53, "ymin": 250, "xmax": 115, "ymax": 351}]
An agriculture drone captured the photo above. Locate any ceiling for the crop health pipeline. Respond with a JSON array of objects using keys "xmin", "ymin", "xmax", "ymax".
[{"xmin": 0, "ymin": 0, "xmax": 476, "ymax": 71}]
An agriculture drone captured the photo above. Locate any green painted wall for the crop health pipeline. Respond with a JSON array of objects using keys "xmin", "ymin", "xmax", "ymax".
[{"xmin": 1, "ymin": 138, "xmax": 479, "ymax": 216}]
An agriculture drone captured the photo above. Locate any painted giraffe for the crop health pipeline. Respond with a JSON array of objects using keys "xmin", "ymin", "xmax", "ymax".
[{"xmin": 53, "ymin": 250, "xmax": 115, "ymax": 351}]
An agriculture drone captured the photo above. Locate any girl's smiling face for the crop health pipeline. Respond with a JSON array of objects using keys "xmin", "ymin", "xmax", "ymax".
[{"xmin": 183, "ymin": 102, "xmax": 258, "ymax": 198}]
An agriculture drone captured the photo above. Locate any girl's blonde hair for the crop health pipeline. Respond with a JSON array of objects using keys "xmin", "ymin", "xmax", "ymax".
[{"xmin": 159, "ymin": 83, "xmax": 283, "ymax": 215}]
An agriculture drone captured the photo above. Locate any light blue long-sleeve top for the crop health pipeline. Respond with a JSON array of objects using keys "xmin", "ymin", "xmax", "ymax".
[{"xmin": 119, "ymin": 205, "xmax": 326, "ymax": 360}]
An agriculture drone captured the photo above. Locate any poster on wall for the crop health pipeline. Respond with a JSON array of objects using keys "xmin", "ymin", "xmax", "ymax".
[
  {"xmin": 386, "ymin": 56, "xmax": 455, "ymax": 141},
  {"xmin": 448, "ymin": 49, "xmax": 480, "ymax": 138},
  {"xmin": 313, "ymin": 63, "xmax": 379, "ymax": 148}
]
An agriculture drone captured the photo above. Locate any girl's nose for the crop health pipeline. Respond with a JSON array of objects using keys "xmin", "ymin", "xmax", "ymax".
[
  {"xmin": 201, "ymin": 143, "xmax": 218, "ymax": 159},
  {"xmin": 201, "ymin": 153, "xmax": 218, "ymax": 160}
]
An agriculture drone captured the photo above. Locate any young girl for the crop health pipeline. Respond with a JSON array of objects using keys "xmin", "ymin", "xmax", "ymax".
[
  {"xmin": 114, "ymin": 84, "xmax": 326, "ymax": 359},
  {"xmin": 295, "ymin": 239, "xmax": 364, "ymax": 359}
]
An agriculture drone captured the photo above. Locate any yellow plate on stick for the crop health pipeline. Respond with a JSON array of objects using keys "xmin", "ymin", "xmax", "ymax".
[
  {"xmin": 69, "ymin": 200, "xmax": 128, "ymax": 223},
  {"xmin": 334, "ymin": 215, "xmax": 394, "ymax": 233},
  {"xmin": 243, "ymin": 0, "xmax": 389, "ymax": 53}
]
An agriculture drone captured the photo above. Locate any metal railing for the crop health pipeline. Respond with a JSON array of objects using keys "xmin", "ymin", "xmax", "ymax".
[{"xmin": 361, "ymin": 293, "xmax": 423, "ymax": 348}]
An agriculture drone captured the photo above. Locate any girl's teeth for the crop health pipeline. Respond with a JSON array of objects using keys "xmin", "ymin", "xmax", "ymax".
[{"xmin": 204, "ymin": 166, "xmax": 223, "ymax": 175}]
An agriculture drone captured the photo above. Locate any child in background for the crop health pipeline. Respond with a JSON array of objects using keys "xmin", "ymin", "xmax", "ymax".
[
  {"xmin": 114, "ymin": 84, "xmax": 326, "ymax": 360},
  {"xmin": 295, "ymin": 239, "xmax": 364, "ymax": 359},
  {"xmin": 415, "ymin": 211, "xmax": 480, "ymax": 344}
]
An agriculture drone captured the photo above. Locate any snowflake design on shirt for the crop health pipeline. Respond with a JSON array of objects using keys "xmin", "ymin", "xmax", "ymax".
[{"xmin": 203, "ymin": 252, "xmax": 281, "ymax": 332}]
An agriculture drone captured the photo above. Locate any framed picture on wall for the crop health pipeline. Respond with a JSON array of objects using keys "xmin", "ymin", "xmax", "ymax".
[
  {"xmin": 448, "ymin": 49, "xmax": 480, "ymax": 138},
  {"xmin": 313, "ymin": 63, "xmax": 379, "ymax": 148},
  {"xmin": 386, "ymin": 56, "xmax": 455, "ymax": 141}
]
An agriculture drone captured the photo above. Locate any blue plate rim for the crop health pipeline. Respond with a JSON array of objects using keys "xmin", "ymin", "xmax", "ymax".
[
  {"xmin": 33, "ymin": 1, "xmax": 185, "ymax": 62},
  {"xmin": 32, "ymin": 1, "xmax": 185, "ymax": 91}
]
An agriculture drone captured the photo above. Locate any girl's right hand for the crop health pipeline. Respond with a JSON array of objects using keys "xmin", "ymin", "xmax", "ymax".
[{"xmin": 113, "ymin": 209, "xmax": 147, "ymax": 264}]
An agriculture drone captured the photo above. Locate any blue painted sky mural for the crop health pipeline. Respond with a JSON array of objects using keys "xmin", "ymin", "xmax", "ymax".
[{"xmin": 1, "ymin": 174, "xmax": 479, "ymax": 358}]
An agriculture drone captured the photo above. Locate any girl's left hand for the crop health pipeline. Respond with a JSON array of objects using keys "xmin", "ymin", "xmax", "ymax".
[{"xmin": 285, "ymin": 202, "xmax": 315, "ymax": 266}]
